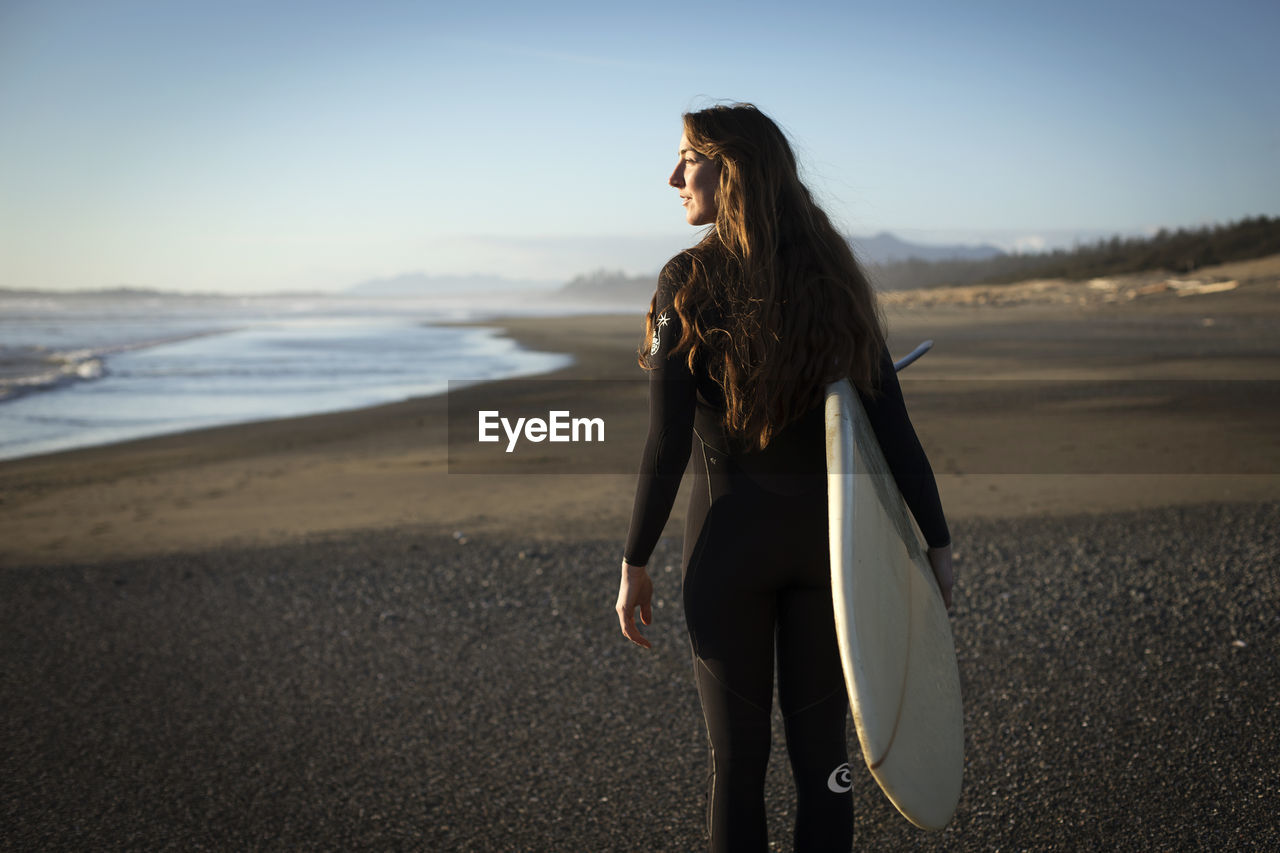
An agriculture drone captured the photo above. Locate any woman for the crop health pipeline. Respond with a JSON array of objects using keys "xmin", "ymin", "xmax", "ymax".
[{"xmin": 615, "ymin": 103, "xmax": 954, "ymax": 852}]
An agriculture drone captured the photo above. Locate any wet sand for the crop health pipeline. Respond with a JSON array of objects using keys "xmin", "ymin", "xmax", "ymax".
[{"xmin": 2, "ymin": 259, "xmax": 1279, "ymax": 849}]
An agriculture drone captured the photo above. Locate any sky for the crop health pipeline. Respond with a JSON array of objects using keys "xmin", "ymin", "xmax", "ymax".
[{"xmin": 1, "ymin": 0, "xmax": 1277, "ymax": 293}]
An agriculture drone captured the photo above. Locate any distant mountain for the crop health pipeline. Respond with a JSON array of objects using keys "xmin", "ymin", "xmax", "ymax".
[
  {"xmin": 851, "ymin": 232, "xmax": 1005, "ymax": 265},
  {"xmin": 555, "ymin": 269, "xmax": 657, "ymax": 305},
  {"xmin": 346, "ymin": 272, "xmax": 557, "ymax": 296},
  {"xmin": 551, "ymin": 234, "xmax": 1005, "ymax": 301}
]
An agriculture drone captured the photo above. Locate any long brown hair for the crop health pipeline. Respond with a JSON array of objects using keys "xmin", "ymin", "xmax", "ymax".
[{"xmin": 642, "ymin": 103, "xmax": 885, "ymax": 450}]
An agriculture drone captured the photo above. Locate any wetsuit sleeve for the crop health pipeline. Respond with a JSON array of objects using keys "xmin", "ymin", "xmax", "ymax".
[
  {"xmin": 858, "ymin": 349, "xmax": 951, "ymax": 549},
  {"xmin": 623, "ymin": 271, "xmax": 696, "ymax": 567}
]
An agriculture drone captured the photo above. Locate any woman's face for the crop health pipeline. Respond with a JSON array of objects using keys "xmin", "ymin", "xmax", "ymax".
[{"xmin": 669, "ymin": 132, "xmax": 720, "ymax": 226}]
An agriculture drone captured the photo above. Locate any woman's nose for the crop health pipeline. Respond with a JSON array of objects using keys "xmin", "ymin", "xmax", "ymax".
[{"xmin": 668, "ymin": 163, "xmax": 683, "ymax": 188}]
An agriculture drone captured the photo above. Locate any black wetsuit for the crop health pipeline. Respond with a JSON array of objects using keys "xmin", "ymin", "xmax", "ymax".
[{"xmin": 624, "ymin": 256, "xmax": 950, "ymax": 852}]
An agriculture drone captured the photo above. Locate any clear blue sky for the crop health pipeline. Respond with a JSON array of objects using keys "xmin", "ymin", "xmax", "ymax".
[{"xmin": 2, "ymin": 0, "xmax": 1276, "ymax": 292}]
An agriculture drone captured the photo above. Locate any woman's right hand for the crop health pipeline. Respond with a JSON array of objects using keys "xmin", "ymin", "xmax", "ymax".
[
  {"xmin": 927, "ymin": 545, "xmax": 955, "ymax": 610},
  {"xmin": 615, "ymin": 559, "xmax": 654, "ymax": 649}
]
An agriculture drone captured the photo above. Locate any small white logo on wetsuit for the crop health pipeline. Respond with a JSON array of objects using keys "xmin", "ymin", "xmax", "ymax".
[
  {"xmin": 827, "ymin": 762, "xmax": 853, "ymax": 793},
  {"xmin": 650, "ymin": 311, "xmax": 670, "ymax": 356}
]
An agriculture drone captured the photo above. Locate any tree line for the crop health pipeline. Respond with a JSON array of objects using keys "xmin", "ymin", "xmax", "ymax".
[{"xmin": 868, "ymin": 215, "xmax": 1280, "ymax": 291}]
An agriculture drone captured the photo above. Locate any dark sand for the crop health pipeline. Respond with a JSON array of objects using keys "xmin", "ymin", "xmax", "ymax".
[
  {"xmin": 2, "ymin": 257, "xmax": 1279, "ymax": 850},
  {"xmin": 3, "ymin": 506, "xmax": 1277, "ymax": 851}
]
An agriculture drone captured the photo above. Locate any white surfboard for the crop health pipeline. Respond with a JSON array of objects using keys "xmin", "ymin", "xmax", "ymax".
[{"xmin": 825, "ymin": 373, "xmax": 963, "ymax": 831}]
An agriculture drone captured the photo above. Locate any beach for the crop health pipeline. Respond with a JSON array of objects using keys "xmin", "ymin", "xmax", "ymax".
[{"xmin": 3, "ymin": 259, "xmax": 1279, "ymax": 850}]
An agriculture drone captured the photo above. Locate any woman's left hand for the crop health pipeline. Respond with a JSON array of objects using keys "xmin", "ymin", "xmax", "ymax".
[{"xmin": 615, "ymin": 559, "xmax": 654, "ymax": 649}]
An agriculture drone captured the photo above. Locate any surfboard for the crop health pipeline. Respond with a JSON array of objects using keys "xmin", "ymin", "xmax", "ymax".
[
  {"xmin": 825, "ymin": 364, "xmax": 963, "ymax": 831},
  {"xmin": 891, "ymin": 339, "xmax": 933, "ymax": 372}
]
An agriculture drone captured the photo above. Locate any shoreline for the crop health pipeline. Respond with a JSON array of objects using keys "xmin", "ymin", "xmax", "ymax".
[
  {"xmin": 4, "ymin": 250, "xmax": 1274, "ymax": 461},
  {"xmin": 2, "ymin": 267, "xmax": 1278, "ymax": 567},
  {"xmin": 0, "ymin": 316, "xmax": 576, "ymax": 463},
  {"xmin": 0, "ymin": 312, "xmax": 645, "ymax": 567}
]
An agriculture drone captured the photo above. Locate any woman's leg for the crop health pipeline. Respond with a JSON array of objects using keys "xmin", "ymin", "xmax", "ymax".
[
  {"xmin": 776, "ymin": 581, "xmax": 854, "ymax": 852},
  {"xmin": 690, "ymin": 644, "xmax": 774, "ymax": 852},
  {"xmin": 682, "ymin": 462, "xmax": 777, "ymax": 852}
]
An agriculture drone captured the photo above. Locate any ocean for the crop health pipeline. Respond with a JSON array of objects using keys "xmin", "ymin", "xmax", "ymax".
[{"xmin": 0, "ymin": 290, "xmax": 603, "ymax": 461}]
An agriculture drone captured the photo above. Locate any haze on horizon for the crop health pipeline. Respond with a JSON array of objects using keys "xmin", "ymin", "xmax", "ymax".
[{"xmin": 1, "ymin": 0, "xmax": 1276, "ymax": 294}]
